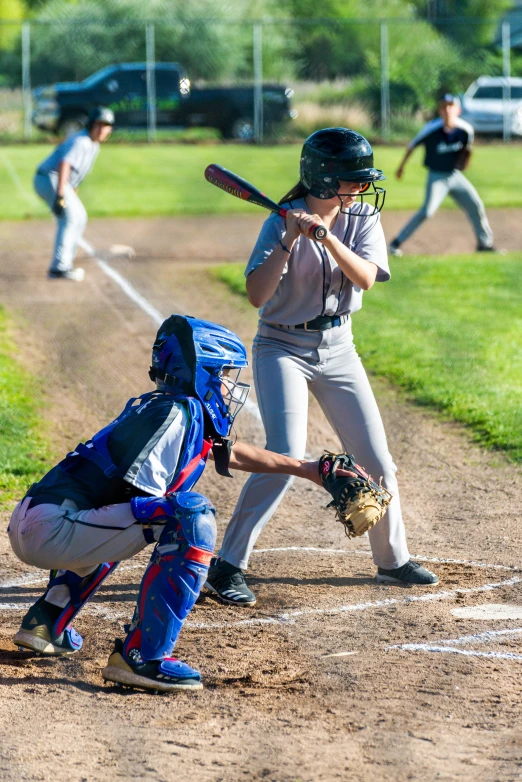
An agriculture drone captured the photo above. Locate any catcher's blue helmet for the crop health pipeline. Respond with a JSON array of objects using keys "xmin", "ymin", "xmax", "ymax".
[{"xmin": 149, "ymin": 315, "xmax": 249, "ymax": 437}]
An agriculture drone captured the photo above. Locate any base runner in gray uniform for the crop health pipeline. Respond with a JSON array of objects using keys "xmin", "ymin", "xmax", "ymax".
[
  {"xmin": 206, "ymin": 128, "xmax": 438, "ymax": 607},
  {"xmin": 389, "ymin": 94, "xmax": 494, "ymax": 256},
  {"xmin": 34, "ymin": 106, "xmax": 115, "ymax": 281}
]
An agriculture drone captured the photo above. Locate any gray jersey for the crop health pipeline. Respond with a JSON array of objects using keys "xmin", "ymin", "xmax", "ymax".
[
  {"xmin": 38, "ymin": 130, "xmax": 100, "ymax": 188},
  {"xmin": 245, "ymin": 198, "xmax": 390, "ymax": 326}
]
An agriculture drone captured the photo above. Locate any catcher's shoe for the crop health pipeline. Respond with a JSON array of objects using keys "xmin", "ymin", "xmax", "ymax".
[
  {"xmin": 376, "ymin": 560, "xmax": 438, "ymax": 587},
  {"xmin": 205, "ymin": 557, "xmax": 256, "ymax": 606},
  {"xmin": 102, "ymin": 639, "xmax": 202, "ymax": 693},
  {"xmin": 13, "ymin": 597, "xmax": 82, "ymax": 656}
]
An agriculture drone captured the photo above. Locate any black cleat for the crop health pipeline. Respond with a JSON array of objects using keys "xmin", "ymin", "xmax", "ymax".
[
  {"xmin": 205, "ymin": 557, "xmax": 257, "ymax": 606},
  {"xmin": 48, "ymin": 267, "xmax": 85, "ymax": 281},
  {"xmin": 376, "ymin": 559, "xmax": 439, "ymax": 587}
]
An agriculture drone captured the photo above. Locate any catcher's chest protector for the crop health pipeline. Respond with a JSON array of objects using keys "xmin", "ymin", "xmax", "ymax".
[
  {"xmin": 64, "ymin": 392, "xmax": 210, "ymax": 493},
  {"xmin": 165, "ymin": 397, "xmax": 210, "ymax": 494}
]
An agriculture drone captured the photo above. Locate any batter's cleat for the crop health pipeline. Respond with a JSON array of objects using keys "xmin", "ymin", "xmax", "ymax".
[
  {"xmin": 205, "ymin": 557, "xmax": 257, "ymax": 606},
  {"xmin": 388, "ymin": 240, "xmax": 403, "ymax": 258},
  {"xmin": 13, "ymin": 597, "xmax": 83, "ymax": 656},
  {"xmin": 48, "ymin": 267, "xmax": 85, "ymax": 282},
  {"xmin": 376, "ymin": 560, "xmax": 439, "ymax": 587},
  {"xmin": 102, "ymin": 639, "xmax": 203, "ymax": 693}
]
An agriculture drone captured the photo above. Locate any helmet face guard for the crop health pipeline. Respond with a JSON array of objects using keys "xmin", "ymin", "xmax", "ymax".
[
  {"xmin": 300, "ymin": 128, "xmax": 386, "ymax": 215},
  {"xmin": 149, "ymin": 315, "xmax": 249, "ymax": 437},
  {"xmin": 334, "ymin": 181, "xmax": 386, "ymax": 216}
]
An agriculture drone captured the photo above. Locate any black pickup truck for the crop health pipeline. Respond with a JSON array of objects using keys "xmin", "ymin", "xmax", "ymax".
[{"xmin": 32, "ymin": 62, "xmax": 295, "ymax": 141}]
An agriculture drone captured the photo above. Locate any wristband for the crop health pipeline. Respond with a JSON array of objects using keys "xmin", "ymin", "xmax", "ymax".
[{"xmin": 279, "ymin": 240, "xmax": 291, "ymax": 255}]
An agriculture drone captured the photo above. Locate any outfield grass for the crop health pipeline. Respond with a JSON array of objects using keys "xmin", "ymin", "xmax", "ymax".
[
  {"xmin": 212, "ymin": 253, "xmax": 522, "ymax": 462},
  {"xmin": 1, "ymin": 142, "xmax": 521, "ymax": 220},
  {"xmin": 0, "ymin": 308, "xmax": 53, "ymax": 505}
]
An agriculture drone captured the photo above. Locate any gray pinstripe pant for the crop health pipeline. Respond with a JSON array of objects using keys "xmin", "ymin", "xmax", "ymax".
[
  {"xmin": 396, "ymin": 169, "xmax": 493, "ymax": 248},
  {"xmin": 219, "ymin": 320, "xmax": 410, "ymax": 571}
]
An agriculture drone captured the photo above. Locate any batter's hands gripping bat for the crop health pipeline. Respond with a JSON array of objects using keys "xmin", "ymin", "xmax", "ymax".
[{"xmin": 204, "ymin": 164, "xmax": 328, "ymax": 240}]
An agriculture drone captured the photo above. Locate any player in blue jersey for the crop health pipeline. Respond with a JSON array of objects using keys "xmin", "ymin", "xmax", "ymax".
[
  {"xmin": 389, "ymin": 94, "xmax": 495, "ymax": 256},
  {"xmin": 7, "ymin": 315, "xmax": 330, "ymax": 693}
]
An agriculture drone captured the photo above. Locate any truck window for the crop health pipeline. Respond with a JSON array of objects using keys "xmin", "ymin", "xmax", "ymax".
[
  {"xmin": 155, "ymin": 70, "xmax": 179, "ymax": 98},
  {"xmin": 106, "ymin": 70, "xmax": 147, "ymax": 97}
]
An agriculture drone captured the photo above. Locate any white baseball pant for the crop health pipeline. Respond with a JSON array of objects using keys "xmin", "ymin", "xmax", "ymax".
[
  {"xmin": 219, "ymin": 320, "xmax": 411, "ymax": 571},
  {"xmin": 34, "ymin": 171, "xmax": 87, "ymax": 274}
]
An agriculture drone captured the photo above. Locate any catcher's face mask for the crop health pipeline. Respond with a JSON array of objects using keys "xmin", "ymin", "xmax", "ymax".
[{"xmin": 220, "ymin": 367, "xmax": 250, "ymax": 428}]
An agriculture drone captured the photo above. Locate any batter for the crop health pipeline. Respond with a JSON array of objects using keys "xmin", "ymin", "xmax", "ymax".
[{"xmin": 206, "ymin": 127, "xmax": 438, "ymax": 607}]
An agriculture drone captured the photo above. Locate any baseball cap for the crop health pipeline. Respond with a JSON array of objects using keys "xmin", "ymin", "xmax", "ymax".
[
  {"xmin": 88, "ymin": 106, "xmax": 115, "ymax": 126},
  {"xmin": 439, "ymin": 93, "xmax": 461, "ymax": 108}
]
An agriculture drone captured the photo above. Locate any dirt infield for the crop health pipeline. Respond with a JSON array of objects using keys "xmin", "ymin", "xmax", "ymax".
[{"xmin": 0, "ymin": 213, "xmax": 522, "ymax": 782}]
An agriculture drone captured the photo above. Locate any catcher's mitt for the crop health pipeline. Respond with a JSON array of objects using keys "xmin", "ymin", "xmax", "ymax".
[{"xmin": 318, "ymin": 452, "xmax": 392, "ymax": 538}]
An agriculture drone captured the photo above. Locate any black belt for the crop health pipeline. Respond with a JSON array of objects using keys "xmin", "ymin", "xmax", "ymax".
[{"xmin": 279, "ymin": 314, "xmax": 349, "ymax": 332}]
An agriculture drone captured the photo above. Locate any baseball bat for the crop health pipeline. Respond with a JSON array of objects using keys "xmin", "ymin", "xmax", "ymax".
[{"xmin": 204, "ymin": 164, "xmax": 328, "ymax": 241}]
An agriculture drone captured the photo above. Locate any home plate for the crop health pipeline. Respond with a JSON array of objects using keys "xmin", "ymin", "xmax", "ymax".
[{"xmin": 451, "ymin": 603, "xmax": 522, "ymax": 620}]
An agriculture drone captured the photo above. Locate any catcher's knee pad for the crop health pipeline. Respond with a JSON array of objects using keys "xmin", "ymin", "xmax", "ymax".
[
  {"xmin": 125, "ymin": 492, "xmax": 216, "ymax": 661},
  {"xmin": 48, "ymin": 562, "xmax": 118, "ymax": 639}
]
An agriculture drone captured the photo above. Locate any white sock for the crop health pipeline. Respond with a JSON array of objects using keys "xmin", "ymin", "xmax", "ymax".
[{"xmin": 45, "ymin": 570, "xmax": 71, "ymax": 608}]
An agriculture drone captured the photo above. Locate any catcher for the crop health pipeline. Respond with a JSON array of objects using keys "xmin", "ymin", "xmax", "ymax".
[{"xmin": 7, "ymin": 315, "xmax": 363, "ymax": 694}]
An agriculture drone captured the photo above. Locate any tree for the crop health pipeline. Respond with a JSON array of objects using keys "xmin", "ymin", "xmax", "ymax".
[{"xmin": 0, "ymin": 0, "xmax": 24, "ymax": 50}]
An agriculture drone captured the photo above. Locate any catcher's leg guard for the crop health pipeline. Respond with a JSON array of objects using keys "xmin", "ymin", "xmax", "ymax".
[
  {"xmin": 102, "ymin": 492, "xmax": 216, "ymax": 692},
  {"xmin": 14, "ymin": 562, "xmax": 118, "ymax": 656}
]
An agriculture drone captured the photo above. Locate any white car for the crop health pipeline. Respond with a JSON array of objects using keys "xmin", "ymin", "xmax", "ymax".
[{"xmin": 461, "ymin": 76, "xmax": 522, "ymax": 136}]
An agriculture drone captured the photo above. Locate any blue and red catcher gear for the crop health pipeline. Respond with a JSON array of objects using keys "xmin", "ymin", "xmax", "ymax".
[
  {"xmin": 148, "ymin": 315, "xmax": 249, "ymax": 437},
  {"xmin": 14, "ymin": 562, "xmax": 118, "ymax": 655},
  {"xmin": 124, "ymin": 492, "xmax": 217, "ymax": 662},
  {"xmin": 67, "ymin": 392, "xmax": 211, "ymax": 500}
]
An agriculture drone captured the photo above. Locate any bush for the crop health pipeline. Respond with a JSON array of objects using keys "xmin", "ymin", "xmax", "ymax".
[{"xmin": 1, "ymin": 0, "xmax": 256, "ymax": 86}]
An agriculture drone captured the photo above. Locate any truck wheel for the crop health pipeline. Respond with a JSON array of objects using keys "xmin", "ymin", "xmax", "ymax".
[
  {"xmin": 58, "ymin": 114, "xmax": 88, "ymax": 137},
  {"xmin": 225, "ymin": 117, "xmax": 255, "ymax": 142}
]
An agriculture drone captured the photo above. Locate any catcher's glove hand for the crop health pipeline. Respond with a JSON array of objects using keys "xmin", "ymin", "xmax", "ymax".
[
  {"xmin": 52, "ymin": 195, "xmax": 66, "ymax": 217},
  {"xmin": 318, "ymin": 451, "xmax": 392, "ymax": 538}
]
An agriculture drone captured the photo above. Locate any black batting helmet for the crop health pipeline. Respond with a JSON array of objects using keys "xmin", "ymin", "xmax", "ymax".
[
  {"xmin": 300, "ymin": 128, "xmax": 386, "ymax": 214},
  {"xmin": 87, "ymin": 106, "xmax": 115, "ymax": 130}
]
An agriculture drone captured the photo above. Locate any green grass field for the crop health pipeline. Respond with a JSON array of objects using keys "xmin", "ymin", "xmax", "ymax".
[
  {"xmin": 0, "ymin": 308, "xmax": 53, "ymax": 505},
  {"xmin": 212, "ymin": 253, "xmax": 522, "ymax": 462},
  {"xmin": 1, "ymin": 142, "xmax": 521, "ymax": 220}
]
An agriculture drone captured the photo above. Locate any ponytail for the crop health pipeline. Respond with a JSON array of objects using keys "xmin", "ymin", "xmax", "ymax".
[{"xmin": 278, "ymin": 181, "xmax": 309, "ymax": 206}]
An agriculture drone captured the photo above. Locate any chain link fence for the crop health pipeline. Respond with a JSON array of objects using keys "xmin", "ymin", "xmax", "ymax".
[{"xmin": 1, "ymin": 12, "xmax": 521, "ymax": 143}]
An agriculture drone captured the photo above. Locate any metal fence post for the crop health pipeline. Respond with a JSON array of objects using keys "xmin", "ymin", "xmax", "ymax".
[
  {"xmin": 502, "ymin": 21, "xmax": 511, "ymax": 144},
  {"xmin": 22, "ymin": 22, "xmax": 32, "ymax": 140},
  {"xmin": 253, "ymin": 21, "xmax": 263, "ymax": 144},
  {"xmin": 146, "ymin": 22, "xmax": 157, "ymax": 142},
  {"xmin": 380, "ymin": 22, "xmax": 390, "ymax": 142}
]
